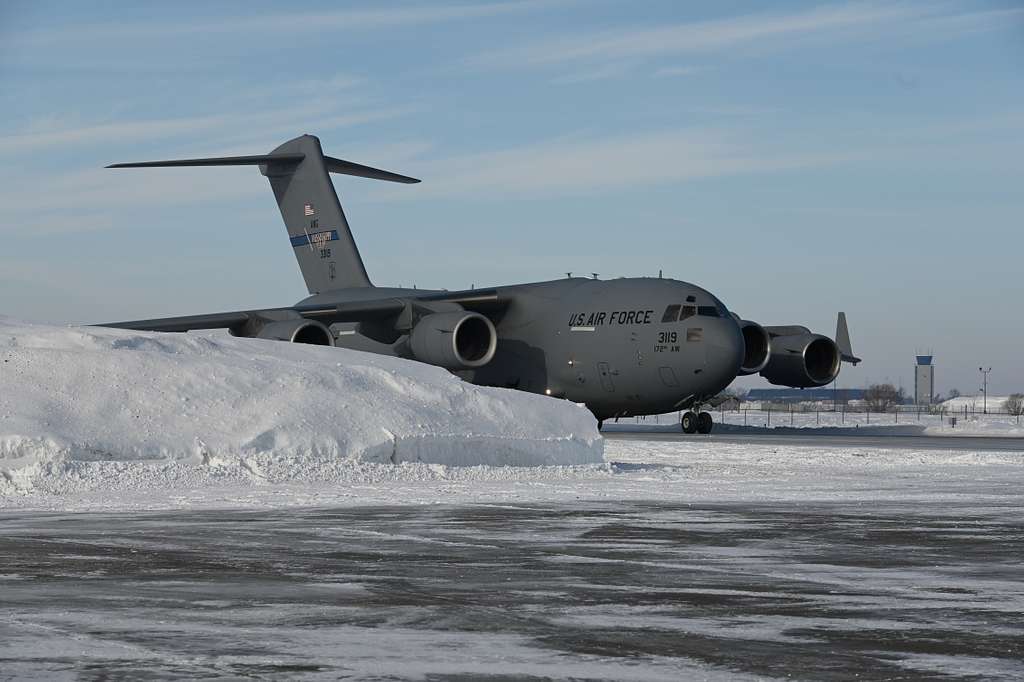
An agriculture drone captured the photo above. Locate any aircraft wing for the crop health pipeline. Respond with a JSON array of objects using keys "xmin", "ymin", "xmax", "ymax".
[
  {"xmin": 102, "ymin": 311, "xmax": 255, "ymax": 333},
  {"xmin": 99, "ymin": 289, "xmax": 505, "ymax": 334}
]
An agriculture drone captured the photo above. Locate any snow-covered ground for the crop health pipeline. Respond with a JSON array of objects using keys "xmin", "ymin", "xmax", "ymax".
[
  {"xmin": 3, "ymin": 441, "xmax": 1023, "ymax": 679},
  {"xmin": 2, "ymin": 318, "xmax": 1021, "ymax": 513},
  {"xmin": 0, "ymin": 319, "xmax": 601, "ymax": 498},
  {"xmin": 3, "ymin": 434, "xmax": 1021, "ymax": 512},
  {"xmin": 3, "ymin": 321, "xmax": 1023, "ymax": 678},
  {"xmin": 940, "ymin": 395, "xmax": 1018, "ymax": 413}
]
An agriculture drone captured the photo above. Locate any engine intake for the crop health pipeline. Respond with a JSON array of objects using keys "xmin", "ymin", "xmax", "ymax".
[
  {"xmin": 255, "ymin": 319, "xmax": 334, "ymax": 346},
  {"xmin": 737, "ymin": 320, "xmax": 770, "ymax": 375},
  {"xmin": 759, "ymin": 333, "xmax": 840, "ymax": 388},
  {"xmin": 409, "ymin": 311, "xmax": 497, "ymax": 370}
]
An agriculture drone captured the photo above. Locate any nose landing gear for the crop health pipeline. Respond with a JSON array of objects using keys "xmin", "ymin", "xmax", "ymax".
[{"xmin": 681, "ymin": 410, "xmax": 714, "ymax": 434}]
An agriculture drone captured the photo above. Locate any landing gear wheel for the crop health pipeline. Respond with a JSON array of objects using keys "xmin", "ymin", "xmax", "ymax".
[
  {"xmin": 697, "ymin": 411, "xmax": 714, "ymax": 434},
  {"xmin": 681, "ymin": 411, "xmax": 698, "ymax": 434}
]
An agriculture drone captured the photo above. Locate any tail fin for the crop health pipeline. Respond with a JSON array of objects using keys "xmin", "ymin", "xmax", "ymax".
[
  {"xmin": 108, "ymin": 134, "xmax": 419, "ymax": 293},
  {"xmin": 835, "ymin": 312, "xmax": 861, "ymax": 365}
]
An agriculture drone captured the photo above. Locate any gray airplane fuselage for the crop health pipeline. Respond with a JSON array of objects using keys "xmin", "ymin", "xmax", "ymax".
[
  {"xmin": 301, "ymin": 277, "xmax": 743, "ymax": 419},
  {"xmin": 101, "ymin": 133, "xmax": 856, "ymax": 428}
]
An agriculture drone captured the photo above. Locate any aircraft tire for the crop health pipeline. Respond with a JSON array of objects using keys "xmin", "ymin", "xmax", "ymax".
[
  {"xmin": 681, "ymin": 411, "xmax": 698, "ymax": 434},
  {"xmin": 697, "ymin": 411, "xmax": 713, "ymax": 434}
]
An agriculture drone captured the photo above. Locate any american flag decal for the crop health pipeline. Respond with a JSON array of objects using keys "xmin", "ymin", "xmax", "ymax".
[{"xmin": 303, "ymin": 203, "xmax": 315, "ymax": 216}]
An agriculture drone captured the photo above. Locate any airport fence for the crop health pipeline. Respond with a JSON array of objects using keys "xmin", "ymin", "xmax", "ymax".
[{"xmin": 627, "ymin": 403, "xmax": 1022, "ymax": 429}]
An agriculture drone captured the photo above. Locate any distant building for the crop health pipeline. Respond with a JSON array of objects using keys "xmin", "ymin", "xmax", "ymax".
[{"xmin": 914, "ymin": 355, "xmax": 935, "ymax": 405}]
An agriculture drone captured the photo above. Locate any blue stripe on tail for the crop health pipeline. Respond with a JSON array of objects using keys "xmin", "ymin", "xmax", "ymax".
[{"xmin": 290, "ymin": 230, "xmax": 339, "ymax": 248}]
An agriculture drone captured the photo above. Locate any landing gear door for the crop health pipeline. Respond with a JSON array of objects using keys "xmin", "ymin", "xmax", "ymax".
[{"xmin": 597, "ymin": 362, "xmax": 615, "ymax": 392}]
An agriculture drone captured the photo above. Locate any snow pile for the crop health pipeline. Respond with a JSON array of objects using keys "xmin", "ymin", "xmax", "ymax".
[
  {"xmin": 0, "ymin": 319, "xmax": 601, "ymax": 496},
  {"xmin": 939, "ymin": 396, "xmax": 1015, "ymax": 412}
]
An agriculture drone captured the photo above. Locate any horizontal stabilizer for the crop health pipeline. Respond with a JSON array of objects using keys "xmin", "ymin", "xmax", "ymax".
[
  {"xmin": 105, "ymin": 133, "xmax": 420, "ymax": 294},
  {"xmin": 108, "ymin": 153, "xmax": 419, "ymax": 183},
  {"xmin": 324, "ymin": 156, "xmax": 420, "ymax": 184},
  {"xmin": 107, "ymin": 153, "xmax": 305, "ymax": 169}
]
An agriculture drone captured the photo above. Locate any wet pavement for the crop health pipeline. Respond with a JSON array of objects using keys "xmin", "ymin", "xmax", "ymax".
[{"xmin": 2, "ymin": 499, "xmax": 1023, "ymax": 680}]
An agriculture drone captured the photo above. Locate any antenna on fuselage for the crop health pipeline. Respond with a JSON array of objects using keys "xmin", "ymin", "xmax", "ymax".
[
  {"xmin": 591, "ymin": 273, "xmax": 599, "ymax": 280},
  {"xmin": 566, "ymin": 272, "xmax": 572, "ymax": 279}
]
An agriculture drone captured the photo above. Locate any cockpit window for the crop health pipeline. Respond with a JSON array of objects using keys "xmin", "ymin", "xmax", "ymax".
[
  {"xmin": 698, "ymin": 306, "xmax": 720, "ymax": 317},
  {"xmin": 679, "ymin": 305, "xmax": 696, "ymax": 321},
  {"xmin": 661, "ymin": 304, "xmax": 681, "ymax": 323}
]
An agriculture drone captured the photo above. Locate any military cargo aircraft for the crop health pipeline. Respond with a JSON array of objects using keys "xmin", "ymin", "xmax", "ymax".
[{"xmin": 102, "ymin": 134, "xmax": 859, "ymax": 433}]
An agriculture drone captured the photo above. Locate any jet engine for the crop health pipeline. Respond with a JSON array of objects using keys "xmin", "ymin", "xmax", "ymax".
[
  {"xmin": 409, "ymin": 311, "xmax": 497, "ymax": 370},
  {"xmin": 759, "ymin": 332, "xmax": 840, "ymax": 388},
  {"xmin": 255, "ymin": 319, "xmax": 335, "ymax": 346},
  {"xmin": 737, "ymin": 320, "xmax": 771, "ymax": 375}
]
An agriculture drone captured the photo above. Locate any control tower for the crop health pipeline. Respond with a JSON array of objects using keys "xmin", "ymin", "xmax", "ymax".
[{"xmin": 914, "ymin": 354, "xmax": 935, "ymax": 405}]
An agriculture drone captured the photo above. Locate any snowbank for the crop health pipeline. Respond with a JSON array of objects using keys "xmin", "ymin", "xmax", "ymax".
[
  {"xmin": 938, "ymin": 396, "xmax": 1015, "ymax": 412},
  {"xmin": 0, "ymin": 319, "xmax": 602, "ymax": 496}
]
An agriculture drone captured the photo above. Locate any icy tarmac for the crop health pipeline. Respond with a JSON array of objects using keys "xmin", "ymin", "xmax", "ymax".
[{"xmin": 2, "ymin": 437, "xmax": 1023, "ymax": 680}]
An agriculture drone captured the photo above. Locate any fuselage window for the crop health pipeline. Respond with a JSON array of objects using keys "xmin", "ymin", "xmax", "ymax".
[
  {"xmin": 698, "ymin": 306, "xmax": 719, "ymax": 317},
  {"xmin": 679, "ymin": 305, "xmax": 697, "ymax": 321},
  {"xmin": 661, "ymin": 304, "xmax": 681, "ymax": 323}
]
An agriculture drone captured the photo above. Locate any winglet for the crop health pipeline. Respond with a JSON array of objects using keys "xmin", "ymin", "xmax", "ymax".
[{"xmin": 836, "ymin": 312, "xmax": 860, "ymax": 365}]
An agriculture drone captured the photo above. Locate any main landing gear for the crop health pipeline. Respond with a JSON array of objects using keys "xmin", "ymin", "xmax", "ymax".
[{"xmin": 681, "ymin": 410, "xmax": 714, "ymax": 435}]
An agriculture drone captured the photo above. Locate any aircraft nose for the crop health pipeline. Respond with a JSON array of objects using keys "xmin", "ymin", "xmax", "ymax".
[{"xmin": 705, "ymin": 318, "xmax": 744, "ymax": 390}]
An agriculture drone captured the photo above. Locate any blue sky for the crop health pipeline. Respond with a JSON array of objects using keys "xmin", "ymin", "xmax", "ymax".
[{"xmin": 1, "ymin": 1, "xmax": 1022, "ymax": 395}]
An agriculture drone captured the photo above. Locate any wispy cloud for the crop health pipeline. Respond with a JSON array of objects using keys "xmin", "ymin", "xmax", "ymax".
[
  {"xmin": 550, "ymin": 61, "xmax": 637, "ymax": 85},
  {"xmin": 0, "ymin": 165, "xmax": 263, "ymax": 225},
  {"xmin": 469, "ymin": 3, "xmax": 1016, "ymax": 71},
  {"xmin": 385, "ymin": 128, "xmax": 861, "ymax": 200},
  {"xmin": 0, "ymin": 132, "xmax": 440, "ymax": 237},
  {"xmin": 278, "ymin": 74, "xmax": 364, "ymax": 97},
  {"xmin": 0, "ymin": 99, "xmax": 423, "ymax": 236},
  {"xmin": 652, "ymin": 65, "xmax": 703, "ymax": 79},
  {"xmin": 367, "ymin": 110, "xmax": 1024, "ymax": 201},
  {"xmin": 0, "ymin": 114, "xmax": 237, "ymax": 155},
  {"xmin": 13, "ymin": 1, "xmax": 561, "ymax": 46},
  {"xmin": 6, "ymin": 110, "xmax": 1021, "ymax": 236},
  {"xmin": 0, "ymin": 102, "xmax": 414, "ymax": 156}
]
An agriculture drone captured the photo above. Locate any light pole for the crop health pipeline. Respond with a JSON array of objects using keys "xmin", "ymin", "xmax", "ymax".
[{"xmin": 979, "ymin": 367, "xmax": 992, "ymax": 414}]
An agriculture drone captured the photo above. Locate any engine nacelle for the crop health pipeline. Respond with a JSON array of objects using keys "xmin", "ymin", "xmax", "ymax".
[
  {"xmin": 737, "ymin": 320, "xmax": 771, "ymax": 375},
  {"xmin": 255, "ymin": 319, "xmax": 335, "ymax": 346},
  {"xmin": 409, "ymin": 311, "xmax": 497, "ymax": 370},
  {"xmin": 760, "ymin": 333, "xmax": 840, "ymax": 388}
]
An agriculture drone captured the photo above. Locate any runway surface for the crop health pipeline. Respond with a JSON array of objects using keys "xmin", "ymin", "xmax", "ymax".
[
  {"xmin": 3, "ymin": 496, "xmax": 1023, "ymax": 680},
  {"xmin": 604, "ymin": 429, "xmax": 1024, "ymax": 452}
]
